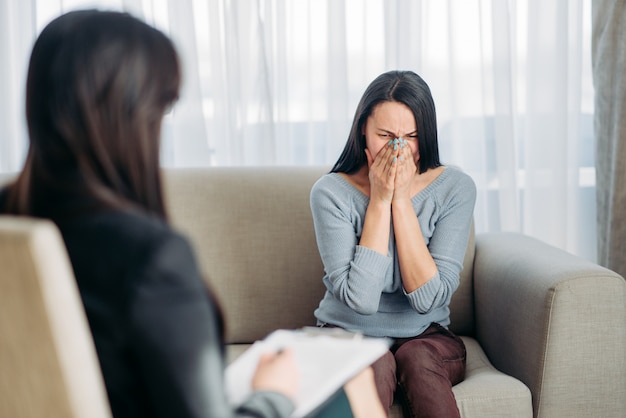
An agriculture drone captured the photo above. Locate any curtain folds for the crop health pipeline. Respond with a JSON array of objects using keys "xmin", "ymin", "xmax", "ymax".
[
  {"xmin": 592, "ymin": 0, "xmax": 626, "ymax": 277},
  {"xmin": 0, "ymin": 0, "xmax": 35, "ymax": 173},
  {"xmin": 0, "ymin": 0, "xmax": 596, "ymax": 261}
]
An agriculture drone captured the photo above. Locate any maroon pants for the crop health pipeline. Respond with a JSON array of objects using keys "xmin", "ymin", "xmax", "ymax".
[{"xmin": 371, "ymin": 323, "xmax": 466, "ymax": 418}]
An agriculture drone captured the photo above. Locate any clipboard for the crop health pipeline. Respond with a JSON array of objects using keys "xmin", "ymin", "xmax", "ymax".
[{"xmin": 225, "ymin": 327, "xmax": 391, "ymax": 417}]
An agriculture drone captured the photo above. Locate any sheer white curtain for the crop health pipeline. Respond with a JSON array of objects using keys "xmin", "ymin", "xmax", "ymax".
[{"xmin": 0, "ymin": 0, "xmax": 595, "ymax": 260}]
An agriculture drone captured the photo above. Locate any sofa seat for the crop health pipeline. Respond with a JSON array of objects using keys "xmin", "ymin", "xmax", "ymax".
[{"xmin": 226, "ymin": 336, "xmax": 532, "ymax": 417}]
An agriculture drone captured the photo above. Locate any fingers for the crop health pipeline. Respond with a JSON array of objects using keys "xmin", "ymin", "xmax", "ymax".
[
  {"xmin": 252, "ymin": 348, "xmax": 299, "ymax": 400},
  {"xmin": 258, "ymin": 348, "xmax": 295, "ymax": 364},
  {"xmin": 370, "ymin": 140, "xmax": 394, "ymax": 167},
  {"xmin": 382, "ymin": 140, "xmax": 399, "ymax": 172},
  {"xmin": 396, "ymin": 138, "xmax": 416, "ymax": 171},
  {"xmin": 368, "ymin": 139, "xmax": 403, "ymax": 202},
  {"xmin": 391, "ymin": 138, "xmax": 418, "ymax": 200},
  {"xmin": 368, "ymin": 141, "xmax": 396, "ymax": 180},
  {"xmin": 384, "ymin": 145, "xmax": 397, "ymax": 176}
]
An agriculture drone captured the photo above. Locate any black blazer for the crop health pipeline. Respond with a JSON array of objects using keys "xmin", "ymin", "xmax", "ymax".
[{"xmin": 0, "ymin": 189, "xmax": 293, "ymax": 418}]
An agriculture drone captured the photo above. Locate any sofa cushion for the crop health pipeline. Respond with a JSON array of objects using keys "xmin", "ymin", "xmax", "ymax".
[
  {"xmin": 224, "ymin": 336, "xmax": 532, "ymax": 417},
  {"xmin": 164, "ymin": 167, "xmax": 328, "ymax": 343},
  {"xmin": 454, "ymin": 337, "xmax": 532, "ymax": 417}
]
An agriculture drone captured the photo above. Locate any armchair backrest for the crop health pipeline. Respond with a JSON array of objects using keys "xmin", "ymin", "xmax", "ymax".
[{"xmin": 0, "ymin": 216, "xmax": 111, "ymax": 418}]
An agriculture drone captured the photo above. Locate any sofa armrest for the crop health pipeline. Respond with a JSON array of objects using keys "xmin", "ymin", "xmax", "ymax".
[{"xmin": 473, "ymin": 232, "xmax": 626, "ymax": 418}]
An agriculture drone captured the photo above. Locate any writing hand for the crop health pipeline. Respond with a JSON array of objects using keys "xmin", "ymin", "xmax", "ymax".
[{"xmin": 251, "ymin": 348, "xmax": 299, "ymax": 401}]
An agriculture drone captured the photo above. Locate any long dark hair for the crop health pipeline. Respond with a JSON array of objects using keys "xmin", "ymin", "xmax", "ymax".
[
  {"xmin": 332, "ymin": 70, "xmax": 441, "ymax": 174},
  {"xmin": 4, "ymin": 9, "xmax": 180, "ymax": 220}
]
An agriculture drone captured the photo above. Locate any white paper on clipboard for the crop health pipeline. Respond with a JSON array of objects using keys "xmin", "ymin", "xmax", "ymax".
[{"xmin": 225, "ymin": 327, "xmax": 391, "ymax": 417}]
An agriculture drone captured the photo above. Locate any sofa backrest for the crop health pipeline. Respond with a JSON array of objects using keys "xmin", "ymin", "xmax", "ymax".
[
  {"xmin": 163, "ymin": 167, "xmax": 476, "ymax": 343},
  {"xmin": 0, "ymin": 173, "xmax": 16, "ymax": 187}
]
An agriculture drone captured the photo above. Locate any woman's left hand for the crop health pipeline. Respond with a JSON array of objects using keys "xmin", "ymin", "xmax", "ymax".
[{"xmin": 393, "ymin": 138, "xmax": 417, "ymax": 201}]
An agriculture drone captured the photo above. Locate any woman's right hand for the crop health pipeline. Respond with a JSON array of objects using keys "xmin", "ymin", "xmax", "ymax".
[
  {"xmin": 251, "ymin": 349, "xmax": 299, "ymax": 401},
  {"xmin": 365, "ymin": 141, "xmax": 397, "ymax": 203}
]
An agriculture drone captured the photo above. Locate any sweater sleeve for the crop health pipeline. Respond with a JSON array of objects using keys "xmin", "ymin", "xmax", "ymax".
[
  {"xmin": 403, "ymin": 172, "xmax": 477, "ymax": 313},
  {"xmin": 128, "ymin": 232, "xmax": 294, "ymax": 418},
  {"xmin": 310, "ymin": 177, "xmax": 392, "ymax": 315}
]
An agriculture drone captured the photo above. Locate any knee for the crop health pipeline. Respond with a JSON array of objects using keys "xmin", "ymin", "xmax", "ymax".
[{"xmin": 395, "ymin": 340, "xmax": 440, "ymax": 375}]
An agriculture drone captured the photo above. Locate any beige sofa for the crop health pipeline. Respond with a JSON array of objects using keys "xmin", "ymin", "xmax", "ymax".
[
  {"xmin": 163, "ymin": 167, "xmax": 626, "ymax": 418},
  {"xmin": 2, "ymin": 167, "xmax": 626, "ymax": 418}
]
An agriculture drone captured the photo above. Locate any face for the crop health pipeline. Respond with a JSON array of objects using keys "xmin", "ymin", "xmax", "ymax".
[{"xmin": 363, "ymin": 101, "xmax": 419, "ymax": 163}]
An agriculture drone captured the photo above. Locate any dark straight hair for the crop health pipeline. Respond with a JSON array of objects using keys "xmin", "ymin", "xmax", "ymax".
[
  {"xmin": 331, "ymin": 70, "xmax": 441, "ymax": 174},
  {"xmin": 4, "ymin": 10, "xmax": 181, "ymax": 220}
]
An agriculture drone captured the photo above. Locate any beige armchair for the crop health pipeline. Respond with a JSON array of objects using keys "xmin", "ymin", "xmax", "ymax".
[{"xmin": 0, "ymin": 216, "xmax": 111, "ymax": 418}]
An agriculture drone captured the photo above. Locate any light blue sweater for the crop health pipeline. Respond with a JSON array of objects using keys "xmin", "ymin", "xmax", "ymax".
[{"xmin": 310, "ymin": 166, "xmax": 476, "ymax": 338}]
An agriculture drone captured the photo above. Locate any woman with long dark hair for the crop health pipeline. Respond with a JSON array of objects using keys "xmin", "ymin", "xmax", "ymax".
[
  {"xmin": 310, "ymin": 70, "xmax": 476, "ymax": 417},
  {"xmin": 0, "ymin": 10, "xmax": 383, "ymax": 418}
]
